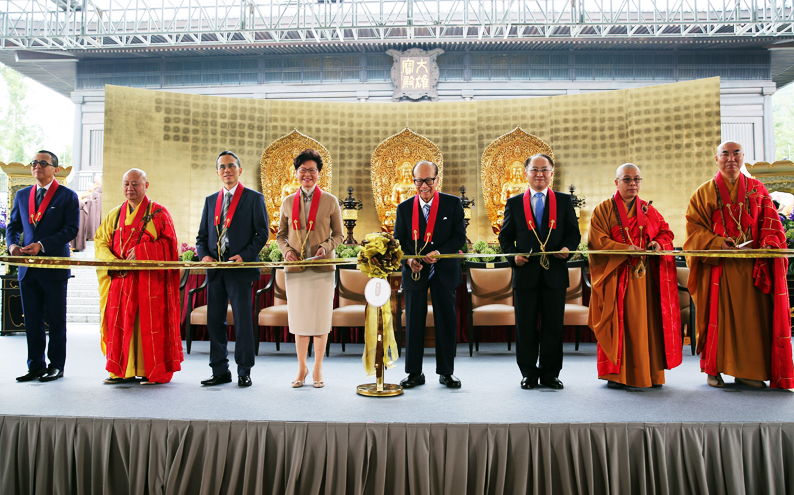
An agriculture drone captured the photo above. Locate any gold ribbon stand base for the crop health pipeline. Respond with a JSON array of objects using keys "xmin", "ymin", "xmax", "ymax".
[{"xmin": 357, "ymin": 382, "xmax": 403, "ymax": 397}]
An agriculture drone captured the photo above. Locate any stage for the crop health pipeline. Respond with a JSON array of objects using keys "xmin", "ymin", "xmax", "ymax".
[{"xmin": 1, "ymin": 325, "xmax": 793, "ymax": 494}]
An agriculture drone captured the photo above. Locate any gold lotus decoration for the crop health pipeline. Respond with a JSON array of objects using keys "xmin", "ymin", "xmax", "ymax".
[
  {"xmin": 481, "ymin": 126, "xmax": 554, "ymax": 235},
  {"xmin": 260, "ymin": 130, "xmax": 333, "ymax": 235},
  {"xmin": 370, "ymin": 128, "xmax": 443, "ymax": 232}
]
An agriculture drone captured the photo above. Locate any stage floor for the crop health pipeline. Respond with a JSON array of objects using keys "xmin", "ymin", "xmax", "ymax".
[{"xmin": 0, "ymin": 324, "xmax": 791, "ymax": 424}]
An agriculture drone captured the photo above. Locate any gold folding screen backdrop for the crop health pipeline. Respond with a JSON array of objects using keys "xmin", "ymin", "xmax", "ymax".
[{"xmin": 103, "ymin": 77, "xmax": 720, "ymax": 244}]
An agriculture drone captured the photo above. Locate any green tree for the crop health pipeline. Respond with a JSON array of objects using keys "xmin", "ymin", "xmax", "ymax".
[
  {"xmin": 773, "ymin": 84, "xmax": 794, "ymax": 161},
  {"xmin": 0, "ymin": 64, "xmax": 43, "ymax": 163}
]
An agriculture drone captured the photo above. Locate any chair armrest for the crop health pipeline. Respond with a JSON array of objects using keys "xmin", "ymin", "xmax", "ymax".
[
  {"xmin": 187, "ymin": 275, "xmax": 208, "ymax": 313},
  {"xmin": 254, "ymin": 269, "xmax": 278, "ymax": 313},
  {"xmin": 581, "ymin": 266, "xmax": 592, "ymax": 290}
]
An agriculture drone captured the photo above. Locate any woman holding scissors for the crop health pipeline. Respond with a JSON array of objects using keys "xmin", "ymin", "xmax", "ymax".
[{"xmin": 277, "ymin": 149, "xmax": 343, "ymax": 389}]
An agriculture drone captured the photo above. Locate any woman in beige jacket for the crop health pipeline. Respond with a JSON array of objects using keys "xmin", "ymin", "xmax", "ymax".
[{"xmin": 277, "ymin": 149, "xmax": 343, "ymax": 388}]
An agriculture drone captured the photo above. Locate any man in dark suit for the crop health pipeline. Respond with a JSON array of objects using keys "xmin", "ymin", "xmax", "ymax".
[
  {"xmin": 499, "ymin": 153, "xmax": 581, "ymax": 390},
  {"xmin": 394, "ymin": 161, "xmax": 466, "ymax": 389},
  {"xmin": 197, "ymin": 150, "xmax": 269, "ymax": 388},
  {"xmin": 7, "ymin": 150, "xmax": 79, "ymax": 382}
]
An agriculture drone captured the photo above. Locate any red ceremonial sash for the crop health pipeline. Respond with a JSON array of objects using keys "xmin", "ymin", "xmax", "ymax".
[
  {"xmin": 113, "ymin": 196, "xmax": 151, "ymax": 257},
  {"xmin": 214, "ymin": 183, "xmax": 245, "ymax": 228},
  {"xmin": 522, "ymin": 188, "xmax": 557, "ymax": 232},
  {"xmin": 28, "ymin": 180, "xmax": 59, "ymax": 226},
  {"xmin": 292, "ymin": 186, "xmax": 323, "ymax": 232},
  {"xmin": 412, "ymin": 190, "xmax": 440, "ymax": 253},
  {"xmin": 613, "ymin": 191, "xmax": 647, "ymax": 247}
]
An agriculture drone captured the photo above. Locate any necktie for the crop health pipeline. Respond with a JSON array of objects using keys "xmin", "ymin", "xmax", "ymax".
[
  {"xmin": 218, "ymin": 192, "xmax": 231, "ymax": 258},
  {"xmin": 424, "ymin": 204, "xmax": 435, "ymax": 280},
  {"xmin": 534, "ymin": 192, "xmax": 545, "ymax": 232},
  {"xmin": 36, "ymin": 188, "xmax": 45, "ymax": 209}
]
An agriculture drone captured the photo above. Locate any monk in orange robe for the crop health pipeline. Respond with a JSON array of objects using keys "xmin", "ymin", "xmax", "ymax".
[
  {"xmin": 588, "ymin": 163, "xmax": 682, "ymax": 388},
  {"xmin": 95, "ymin": 169, "xmax": 183, "ymax": 384},
  {"xmin": 685, "ymin": 141, "xmax": 794, "ymax": 390}
]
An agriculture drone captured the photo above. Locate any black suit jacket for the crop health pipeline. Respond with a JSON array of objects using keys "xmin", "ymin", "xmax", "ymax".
[
  {"xmin": 196, "ymin": 187, "xmax": 269, "ymax": 283},
  {"xmin": 394, "ymin": 192, "xmax": 466, "ymax": 291},
  {"xmin": 498, "ymin": 190, "xmax": 581, "ymax": 290}
]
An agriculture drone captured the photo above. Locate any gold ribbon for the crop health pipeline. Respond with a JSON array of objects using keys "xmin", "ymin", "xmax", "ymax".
[
  {"xmin": 362, "ymin": 301, "xmax": 399, "ymax": 376},
  {"xmin": 2, "ymin": 249, "xmax": 792, "ymax": 271}
]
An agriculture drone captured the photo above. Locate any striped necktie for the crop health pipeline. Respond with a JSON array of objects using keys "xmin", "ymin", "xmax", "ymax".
[
  {"xmin": 36, "ymin": 187, "xmax": 45, "ymax": 209},
  {"xmin": 424, "ymin": 203, "xmax": 434, "ymax": 280},
  {"xmin": 218, "ymin": 192, "xmax": 231, "ymax": 258}
]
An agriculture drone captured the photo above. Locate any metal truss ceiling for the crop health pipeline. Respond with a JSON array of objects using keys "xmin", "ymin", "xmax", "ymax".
[{"xmin": 1, "ymin": 0, "xmax": 793, "ymax": 51}]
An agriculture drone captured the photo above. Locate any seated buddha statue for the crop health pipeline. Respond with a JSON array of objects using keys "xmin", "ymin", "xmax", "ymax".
[
  {"xmin": 494, "ymin": 160, "xmax": 529, "ymax": 230},
  {"xmin": 383, "ymin": 162, "xmax": 416, "ymax": 230},
  {"xmin": 272, "ymin": 175, "xmax": 301, "ymax": 227}
]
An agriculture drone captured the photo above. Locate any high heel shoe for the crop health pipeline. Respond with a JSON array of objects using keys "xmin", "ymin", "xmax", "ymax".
[
  {"xmin": 292, "ymin": 369, "xmax": 309, "ymax": 388},
  {"xmin": 313, "ymin": 369, "xmax": 324, "ymax": 388}
]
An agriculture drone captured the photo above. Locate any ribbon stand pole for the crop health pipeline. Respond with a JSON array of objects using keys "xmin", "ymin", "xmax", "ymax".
[{"xmin": 357, "ymin": 280, "xmax": 403, "ymax": 397}]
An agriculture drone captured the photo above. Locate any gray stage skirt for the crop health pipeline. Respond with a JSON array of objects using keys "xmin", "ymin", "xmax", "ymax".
[{"xmin": 1, "ymin": 416, "xmax": 792, "ymax": 494}]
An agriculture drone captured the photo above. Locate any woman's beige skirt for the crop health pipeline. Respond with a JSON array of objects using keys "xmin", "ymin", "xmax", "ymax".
[{"xmin": 285, "ymin": 270, "xmax": 335, "ymax": 336}]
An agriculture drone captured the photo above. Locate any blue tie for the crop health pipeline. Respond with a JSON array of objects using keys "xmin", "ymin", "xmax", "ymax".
[
  {"xmin": 534, "ymin": 192, "xmax": 545, "ymax": 231},
  {"xmin": 36, "ymin": 188, "xmax": 45, "ymax": 209},
  {"xmin": 424, "ymin": 204, "xmax": 435, "ymax": 280}
]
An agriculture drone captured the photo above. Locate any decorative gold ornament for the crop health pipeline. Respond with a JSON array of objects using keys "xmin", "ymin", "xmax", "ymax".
[
  {"xmin": 480, "ymin": 126, "xmax": 554, "ymax": 235},
  {"xmin": 260, "ymin": 130, "xmax": 333, "ymax": 235},
  {"xmin": 370, "ymin": 128, "xmax": 443, "ymax": 232}
]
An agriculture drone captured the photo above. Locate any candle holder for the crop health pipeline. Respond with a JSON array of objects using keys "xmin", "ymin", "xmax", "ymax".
[
  {"xmin": 339, "ymin": 186, "xmax": 363, "ymax": 246},
  {"xmin": 569, "ymin": 184, "xmax": 586, "ymax": 220},
  {"xmin": 459, "ymin": 186, "xmax": 475, "ymax": 244}
]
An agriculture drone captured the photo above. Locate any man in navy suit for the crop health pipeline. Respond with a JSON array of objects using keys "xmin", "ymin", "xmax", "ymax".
[
  {"xmin": 499, "ymin": 154, "xmax": 580, "ymax": 390},
  {"xmin": 7, "ymin": 150, "xmax": 79, "ymax": 382},
  {"xmin": 196, "ymin": 151, "xmax": 269, "ymax": 387},
  {"xmin": 394, "ymin": 161, "xmax": 466, "ymax": 389}
]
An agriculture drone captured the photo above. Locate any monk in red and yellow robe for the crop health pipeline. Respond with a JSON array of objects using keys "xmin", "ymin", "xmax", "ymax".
[
  {"xmin": 588, "ymin": 164, "xmax": 682, "ymax": 388},
  {"xmin": 95, "ymin": 171, "xmax": 183, "ymax": 384},
  {"xmin": 685, "ymin": 142, "xmax": 793, "ymax": 389}
]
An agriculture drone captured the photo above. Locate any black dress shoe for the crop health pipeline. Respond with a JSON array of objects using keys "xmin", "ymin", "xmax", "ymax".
[
  {"xmin": 540, "ymin": 376, "xmax": 564, "ymax": 389},
  {"xmin": 521, "ymin": 377, "xmax": 538, "ymax": 389},
  {"xmin": 39, "ymin": 368, "xmax": 63, "ymax": 382},
  {"xmin": 16, "ymin": 369, "xmax": 46, "ymax": 382},
  {"xmin": 439, "ymin": 374, "xmax": 461, "ymax": 388},
  {"xmin": 400, "ymin": 373, "xmax": 425, "ymax": 389},
  {"xmin": 238, "ymin": 376, "xmax": 252, "ymax": 387},
  {"xmin": 607, "ymin": 380, "xmax": 625, "ymax": 389},
  {"xmin": 201, "ymin": 372, "xmax": 232, "ymax": 386}
]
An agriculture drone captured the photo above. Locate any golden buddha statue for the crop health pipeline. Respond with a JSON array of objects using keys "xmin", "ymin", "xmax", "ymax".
[
  {"xmin": 383, "ymin": 161, "xmax": 416, "ymax": 229},
  {"xmin": 493, "ymin": 160, "xmax": 529, "ymax": 229}
]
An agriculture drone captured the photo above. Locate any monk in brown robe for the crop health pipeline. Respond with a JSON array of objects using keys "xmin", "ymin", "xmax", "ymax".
[
  {"xmin": 685, "ymin": 141, "xmax": 794, "ymax": 390},
  {"xmin": 588, "ymin": 164, "xmax": 682, "ymax": 388}
]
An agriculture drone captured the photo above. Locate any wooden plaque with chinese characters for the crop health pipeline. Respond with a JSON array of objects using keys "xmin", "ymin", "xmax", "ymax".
[{"xmin": 386, "ymin": 48, "xmax": 443, "ymax": 102}]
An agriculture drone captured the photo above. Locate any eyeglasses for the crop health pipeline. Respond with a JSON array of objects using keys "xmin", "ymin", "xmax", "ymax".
[
  {"xmin": 528, "ymin": 168, "xmax": 552, "ymax": 175},
  {"xmin": 30, "ymin": 160, "xmax": 52, "ymax": 168},
  {"xmin": 413, "ymin": 177, "xmax": 437, "ymax": 186},
  {"xmin": 618, "ymin": 177, "xmax": 642, "ymax": 184},
  {"xmin": 217, "ymin": 163, "xmax": 238, "ymax": 170},
  {"xmin": 297, "ymin": 168, "xmax": 318, "ymax": 175}
]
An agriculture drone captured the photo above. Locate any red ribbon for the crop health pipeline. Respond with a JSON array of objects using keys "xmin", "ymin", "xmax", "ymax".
[
  {"xmin": 412, "ymin": 190, "xmax": 440, "ymax": 251},
  {"xmin": 28, "ymin": 180, "xmax": 60, "ymax": 227},
  {"xmin": 522, "ymin": 187, "xmax": 556, "ymax": 232},
  {"xmin": 292, "ymin": 186, "xmax": 323, "ymax": 232},
  {"xmin": 214, "ymin": 183, "xmax": 245, "ymax": 228}
]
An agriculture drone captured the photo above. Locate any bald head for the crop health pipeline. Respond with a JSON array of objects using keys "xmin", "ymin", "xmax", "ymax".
[
  {"xmin": 615, "ymin": 163, "xmax": 640, "ymax": 179},
  {"xmin": 715, "ymin": 141, "xmax": 744, "ymax": 183},
  {"xmin": 122, "ymin": 168, "xmax": 149, "ymax": 207}
]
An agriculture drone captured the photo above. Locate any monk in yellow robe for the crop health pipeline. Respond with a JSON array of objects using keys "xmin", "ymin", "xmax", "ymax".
[
  {"xmin": 588, "ymin": 164, "xmax": 682, "ymax": 388},
  {"xmin": 95, "ymin": 168, "xmax": 183, "ymax": 384},
  {"xmin": 685, "ymin": 141, "xmax": 794, "ymax": 389}
]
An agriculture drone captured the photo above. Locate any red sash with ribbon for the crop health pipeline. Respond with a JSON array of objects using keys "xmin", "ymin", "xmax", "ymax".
[
  {"xmin": 214, "ymin": 183, "xmax": 245, "ymax": 228},
  {"xmin": 28, "ymin": 180, "xmax": 60, "ymax": 227},
  {"xmin": 113, "ymin": 196, "xmax": 151, "ymax": 258},
  {"xmin": 292, "ymin": 186, "xmax": 323, "ymax": 233},
  {"xmin": 412, "ymin": 191, "xmax": 440, "ymax": 253},
  {"xmin": 522, "ymin": 188, "xmax": 556, "ymax": 232}
]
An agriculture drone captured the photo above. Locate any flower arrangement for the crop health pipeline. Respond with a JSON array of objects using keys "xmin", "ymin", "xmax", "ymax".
[
  {"xmin": 465, "ymin": 240, "xmax": 506, "ymax": 263},
  {"xmin": 261, "ymin": 242, "xmax": 283, "ymax": 262},
  {"xmin": 357, "ymin": 232, "xmax": 403, "ymax": 279},
  {"xmin": 179, "ymin": 242, "xmax": 197, "ymax": 261},
  {"xmin": 569, "ymin": 242, "xmax": 589, "ymax": 262},
  {"xmin": 335, "ymin": 243, "xmax": 362, "ymax": 260}
]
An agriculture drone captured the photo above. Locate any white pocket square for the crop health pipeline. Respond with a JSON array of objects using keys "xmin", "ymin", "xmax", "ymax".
[{"xmin": 443, "ymin": 217, "xmax": 448, "ymax": 220}]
